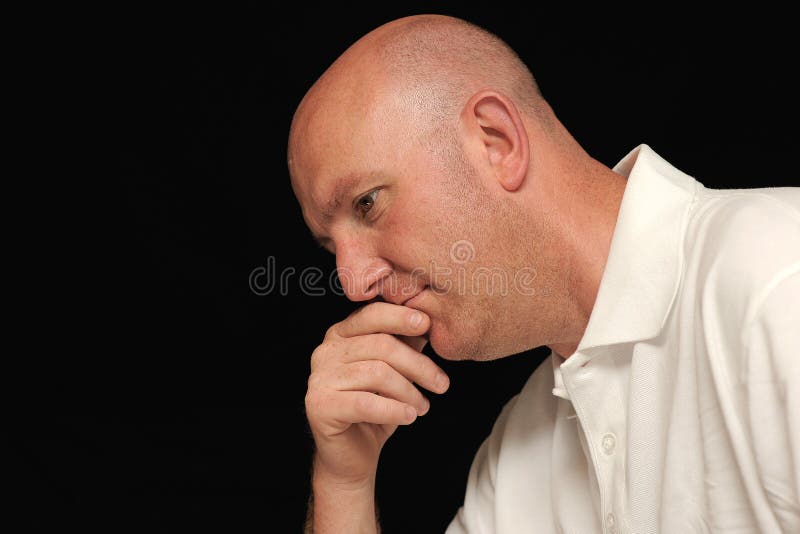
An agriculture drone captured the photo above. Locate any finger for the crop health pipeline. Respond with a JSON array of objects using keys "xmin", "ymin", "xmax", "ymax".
[
  {"xmin": 326, "ymin": 360, "xmax": 430, "ymax": 415},
  {"xmin": 396, "ymin": 334, "xmax": 428, "ymax": 353},
  {"xmin": 340, "ymin": 333, "xmax": 449, "ymax": 394},
  {"xmin": 327, "ymin": 390, "xmax": 418, "ymax": 426},
  {"xmin": 332, "ymin": 301, "xmax": 430, "ymax": 339}
]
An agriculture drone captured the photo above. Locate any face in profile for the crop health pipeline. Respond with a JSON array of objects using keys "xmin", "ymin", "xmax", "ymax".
[{"xmin": 289, "ymin": 92, "xmax": 545, "ymax": 361}]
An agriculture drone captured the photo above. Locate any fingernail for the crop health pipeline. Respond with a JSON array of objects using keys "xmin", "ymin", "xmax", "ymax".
[{"xmin": 410, "ymin": 312, "xmax": 422, "ymax": 327}]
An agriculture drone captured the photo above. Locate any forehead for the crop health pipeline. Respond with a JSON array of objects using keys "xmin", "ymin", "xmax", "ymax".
[
  {"xmin": 288, "ymin": 82, "xmax": 429, "ymax": 228},
  {"xmin": 290, "ymin": 119, "xmax": 400, "ymax": 214},
  {"xmin": 289, "ymin": 103, "xmax": 371, "ymax": 193}
]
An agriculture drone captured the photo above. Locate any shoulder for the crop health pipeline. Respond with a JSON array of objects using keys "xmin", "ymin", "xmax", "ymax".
[
  {"xmin": 742, "ymin": 266, "xmax": 800, "ymax": 382},
  {"xmin": 688, "ymin": 186, "xmax": 800, "ymax": 266},
  {"xmin": 685, "ymin": 187, "xmax": 800, "ymax": 320},
  {"xmin": 680, "ymin": 187, "xmax": 800, "ymax": 383}
]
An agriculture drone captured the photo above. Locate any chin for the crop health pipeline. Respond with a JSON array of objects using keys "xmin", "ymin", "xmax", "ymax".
[
  {"xmin": 428, "ymin": 322, "xmax": 482, "ymax": 361},
  {"xmin": 429, "ymin": 321, "xmax": 520, "ymax": 362}
]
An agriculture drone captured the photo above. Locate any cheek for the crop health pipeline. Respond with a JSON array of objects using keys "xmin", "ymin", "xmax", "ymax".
[
  {"xmin": 383, "ymin": 181, "xmax": 481, "ymax": 275},
  {"xmin": 381, "ymin": 198, "xmax": 439, "ymax": 255}
]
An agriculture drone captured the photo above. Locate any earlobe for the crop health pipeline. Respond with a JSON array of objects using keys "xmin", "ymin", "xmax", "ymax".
[{"xmin": 463, "ymin": 90, "xmax": 530, "ymax": 192}]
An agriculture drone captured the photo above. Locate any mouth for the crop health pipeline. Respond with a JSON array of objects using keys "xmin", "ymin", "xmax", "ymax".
[{"xmin": 401, "ymin": 286, "xmax": 428, "ymax": 307}]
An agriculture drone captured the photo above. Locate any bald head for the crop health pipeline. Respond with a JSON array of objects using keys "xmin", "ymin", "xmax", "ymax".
[
  {"xmin": 366, "ymin": 15, "xmax": 545, "ymax": 126},
  {"xmin": 289, "ymin": 15, "xmax": 552, "ymax": 175},
  {"xmin": 286, "ymin": 15, "xmax": 623, "ymax": 361}
]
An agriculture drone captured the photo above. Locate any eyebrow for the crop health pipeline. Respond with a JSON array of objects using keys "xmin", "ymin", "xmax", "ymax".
[
  {"xmin": 310, "ymin": 173, "xmax": 365, "ymax": 247},
  {"xmin": 322, "ymin": 174, "xmax": 363, "ymax": 219}
]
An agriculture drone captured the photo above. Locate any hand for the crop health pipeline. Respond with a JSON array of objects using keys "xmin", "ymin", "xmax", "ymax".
[{"xmin": 305, "ymin": 301, "xmax": 450, "ymax": 487}]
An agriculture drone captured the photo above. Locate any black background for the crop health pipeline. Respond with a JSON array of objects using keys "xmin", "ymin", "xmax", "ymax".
[{"xmin": 14, "ymin": 5, "xmax": 798, "ymax": 533}]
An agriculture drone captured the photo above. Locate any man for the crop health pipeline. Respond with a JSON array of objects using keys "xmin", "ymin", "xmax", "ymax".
[{"xmin": 288, "ymin": 14, "xmax": 800, "ymax": 533}]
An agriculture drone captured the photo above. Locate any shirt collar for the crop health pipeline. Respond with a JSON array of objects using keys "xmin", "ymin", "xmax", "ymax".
[{"xmin": 575, "ymin": 144, "xmax": 700, "ymax": 353}]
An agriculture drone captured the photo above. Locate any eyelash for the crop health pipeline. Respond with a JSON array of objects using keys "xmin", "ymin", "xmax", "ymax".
[{"xmin": 355, "ymin": 189, "xmax": 379, "ymax": 219}]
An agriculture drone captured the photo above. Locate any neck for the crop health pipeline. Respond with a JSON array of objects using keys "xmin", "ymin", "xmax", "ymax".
[{"xmin": 546, "ymin": 156, "xmax": 628, "ymax": 359}]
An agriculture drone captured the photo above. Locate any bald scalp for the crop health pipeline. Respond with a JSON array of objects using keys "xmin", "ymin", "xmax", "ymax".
[
  {"xmin": 371, "ymin": 15, "xmax": 546, "ymax": 129},
  {"xmin": 290, "ymin": 15, "xmax": 549, "ymax": 155},
  {"xmin": 289, "ymin": 15, "xmax": 554, "ymax": 204},
  {"xmin": 360, "ymin": 15, "xmax": 550, "ymax": 193}
]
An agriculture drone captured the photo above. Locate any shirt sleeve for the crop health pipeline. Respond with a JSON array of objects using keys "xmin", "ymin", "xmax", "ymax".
[
  {"xmin": 743, "ymin": 265, "xmax": 800, "ymax": 532},
  {"xmin": 445, "ymin": 395, "xmax": 519, "ymax": 534}
]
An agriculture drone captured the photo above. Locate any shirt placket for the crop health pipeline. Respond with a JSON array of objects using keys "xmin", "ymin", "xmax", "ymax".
[{"xmin": 560, "ymin": 348, "xmax": 629, "ymax": 534}]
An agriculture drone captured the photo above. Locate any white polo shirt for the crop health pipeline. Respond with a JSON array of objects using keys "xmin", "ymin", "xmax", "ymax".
[{"xmin": 446, "ymin": 144, "xmax": 800, "ymax": 534}]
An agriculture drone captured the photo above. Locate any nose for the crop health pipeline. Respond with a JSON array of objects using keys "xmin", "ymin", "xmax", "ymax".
[{"xmin": 335, "ymin": 237, "xmax": 392, "ymax": 302}]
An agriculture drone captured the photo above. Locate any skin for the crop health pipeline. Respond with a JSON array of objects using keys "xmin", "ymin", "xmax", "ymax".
[{"xmin": 289, "ymin": 14, "xmax": 628, "ymax": 533}]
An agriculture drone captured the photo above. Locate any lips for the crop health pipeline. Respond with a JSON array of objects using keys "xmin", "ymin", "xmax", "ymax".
[{"xmin": 401, "ymin": 286, "xmax": 427, "ymax": 307}]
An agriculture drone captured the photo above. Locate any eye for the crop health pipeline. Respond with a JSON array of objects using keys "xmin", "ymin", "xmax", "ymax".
[{"xmin": 355, "ymin": 189, "xmax": 379, "ymax": 218}]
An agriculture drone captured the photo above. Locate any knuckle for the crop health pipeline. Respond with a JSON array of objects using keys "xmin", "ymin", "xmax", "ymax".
[
  {"xmin": 363, "ymin": 359, "xmax": 389, "ymax": 380},
  {"xmin": 310, "ymin": 344, "xmax": 327, "ymax": 369},
  {"xmin": 304, "ymin": 389, "xmax": 324, "ymax": 416},
  {"xmin": 307, "ymin": 371, "xmax": 322, "ymax": 391},
  {"xmin": 324, "ymin": 324, "xmax": 339, "ymax": 340},
  {"xmin": 311, "ymin": 340, "xmax": 346, "ymax": 369}
]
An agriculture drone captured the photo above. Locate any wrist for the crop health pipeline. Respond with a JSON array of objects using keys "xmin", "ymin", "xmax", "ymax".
[
  {"xmin": 312, "ymin": 454, "xmax": 377, "ymax": 493},
  {"xmin": 310, "ymin": 458, "xmax": 379, "ymax": 534}
]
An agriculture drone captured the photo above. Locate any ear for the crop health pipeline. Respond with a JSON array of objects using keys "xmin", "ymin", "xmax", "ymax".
[{"xmin": 461, "ymin": 90, "xmax": 530, "ymax": 191}]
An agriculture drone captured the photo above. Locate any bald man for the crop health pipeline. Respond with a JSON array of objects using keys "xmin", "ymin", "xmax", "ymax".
[{"xmin": 288, "ymin": 15, "xmax": 800, "ymax": 534}]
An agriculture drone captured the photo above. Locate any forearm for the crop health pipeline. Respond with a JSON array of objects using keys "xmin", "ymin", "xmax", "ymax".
[{"xmin": 304, "ymin": 457, "xmax": 381, "ymax": 534}]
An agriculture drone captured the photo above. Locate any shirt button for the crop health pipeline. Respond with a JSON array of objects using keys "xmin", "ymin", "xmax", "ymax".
[
  {"xmin": 606, "ymin": 512, "xmax": 617, "ymax": 533},
  {"xmin": 601, "ymin": 433, "xmax": 616, "ymax": 455}
]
